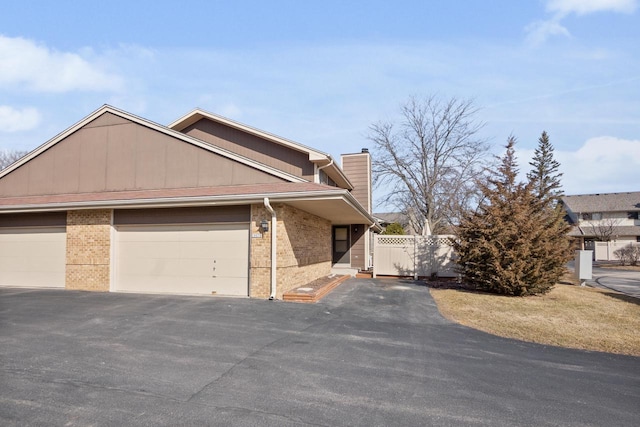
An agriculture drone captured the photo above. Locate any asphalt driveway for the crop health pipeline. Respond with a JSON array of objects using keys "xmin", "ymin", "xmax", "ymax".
[
  {"xmin": 589, "ymin": 265, "xmax": 640, "ymax": 298},
  {"xmin": 1, "ymin": 279, "xmax": 638, "ymax": 426}
]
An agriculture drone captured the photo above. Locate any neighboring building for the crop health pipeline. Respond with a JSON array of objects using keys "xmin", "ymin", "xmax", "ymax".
[
  {"xmin": 0, "ymin": 105, "xmax": 380, "ymax": 299},
  {"xmin": 374, "ymin": 212, "xmax": 412, "ymax": 235},
  {"xmin": 374, "ymin": 211, "xmax": 433, "ymax": 236},
  {"xmin": 561, "ymin": 191, "xmax": 640, "ymax": 251}
]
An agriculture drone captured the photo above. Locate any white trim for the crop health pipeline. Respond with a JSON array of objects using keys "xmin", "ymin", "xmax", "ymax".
[{"xmin": 0, "ymin": 105, "xmax": 306, "ymax": 184}]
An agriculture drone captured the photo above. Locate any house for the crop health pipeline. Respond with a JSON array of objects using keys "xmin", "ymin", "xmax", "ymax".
[
  {"xmin": 561, "ymin": 191, "xmax": 640, "ymax": 257},
  {"xmin": 373, "ymin": 211, "xmax": 431, "ymax": 236},
  {"xmin": 0, "ymin": 105, "xmax": 380, "ymax": 299},
  {"xmin": 374, "ymin": 212, "xmax": 412, "ymax": 235}
]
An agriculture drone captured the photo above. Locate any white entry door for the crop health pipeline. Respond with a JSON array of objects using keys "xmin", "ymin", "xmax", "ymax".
[
  {"xmin": 114, "ymin": 223, "xmax": 249, "ymax": 296},
  {"xmin": 0, "ymin": 227, "xmax": 67, "ymax": 288}
]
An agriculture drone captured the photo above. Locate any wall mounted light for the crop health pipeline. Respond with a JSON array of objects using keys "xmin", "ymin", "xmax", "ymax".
[{"xmin": 260, "ymin": 219, "xmax": 269, "ymax": 232}]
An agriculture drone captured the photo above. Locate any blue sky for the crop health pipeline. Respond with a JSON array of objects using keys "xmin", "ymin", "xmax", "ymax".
[{"xmin": 1, "ymin": 0, "xmax": 639, "ymax": 201}]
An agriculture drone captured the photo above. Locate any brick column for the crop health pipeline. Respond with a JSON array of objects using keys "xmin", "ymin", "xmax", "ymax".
[
  {"xmin": 249, "ymin": 203, "xmax": 331, "ymax": 299},
  {"xmin": 66, "ymin": 209, "xmax": 112, "ymax": 291},
  {"xmin": 249, "ymin": 204, "xmax": 272, "ymax": 298}
]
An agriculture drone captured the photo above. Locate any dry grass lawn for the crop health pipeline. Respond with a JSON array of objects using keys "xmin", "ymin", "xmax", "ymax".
[{"xmin": 430, "ymin": 284, "xmax": 640, "ymax": 356}]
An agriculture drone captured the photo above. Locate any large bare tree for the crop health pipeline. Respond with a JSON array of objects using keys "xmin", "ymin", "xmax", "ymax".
[
  {"xmin": 368, "ymin": 95, "xmax": 490, "ymax": 234},
  {"xmin": 0, "ymin": 149, "xmax": 27, "ymax": 170},
  {"xmin": 589, "ymin": 217, "xmax": 622, "ymax": 242}
]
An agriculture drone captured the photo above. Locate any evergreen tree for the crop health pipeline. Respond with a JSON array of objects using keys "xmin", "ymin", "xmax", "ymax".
[
  {"xmin": 527, "ymin": 131, "xmax": 563, "ymax": 203},
  {"xmin": 454, "ymin": 137, "xmax": 572, "ymax": 296}
]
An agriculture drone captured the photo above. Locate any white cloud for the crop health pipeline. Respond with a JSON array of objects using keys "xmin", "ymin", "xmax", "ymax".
[
  {"xmin": 0, "ymin": 35, "xmax": 123, "ymax": 92},
  {"xmin": 518, "ymin": 136, "xmax": 640, "ymax": 195},
  {"xmin": 546, "ymin": 0, "xmax": 638, "ymax": 15},
  {"xmin": 0, "ymin": 106, "xmax": 41, "ymax": 132},
  {"xmin": 525, "ymin": 19, "xmax": 571, "ymax": 46},
  {"xmin": 526, "ymin": 0, "xmax": 638, "ymax": 46}
]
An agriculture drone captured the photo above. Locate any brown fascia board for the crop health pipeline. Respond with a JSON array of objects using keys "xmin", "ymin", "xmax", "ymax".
[
  {"xmin": 0, "ymin": 105, "xmax": 306, "ymax": 184},
  {"xmin": 169, "ymin": 108, "xmax": 354, "ymax": 190}
]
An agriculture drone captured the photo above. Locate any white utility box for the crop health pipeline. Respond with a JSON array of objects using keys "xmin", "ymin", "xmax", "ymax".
[{"xmin": 575, "ymin": 250, "xmax": 593, "ymax": 284}]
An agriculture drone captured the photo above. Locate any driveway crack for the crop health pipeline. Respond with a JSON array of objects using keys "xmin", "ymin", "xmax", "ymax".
[{"xmin": 186, "ymin": 313, "xmax": 336, "ymax": 403}]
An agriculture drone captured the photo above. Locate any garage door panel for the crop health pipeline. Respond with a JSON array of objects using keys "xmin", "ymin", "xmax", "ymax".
[
  {"xmin": 117, "ymin": 225, "xmax": 245, "ymax": 241},
  {"xmin": 118, "ymin": 240, "xmax": 229, "ymax": 260},
  {"xmin": 115, "ymin": 224, "xmax": 249, "ymax": 296},
  {"xmin": 1, "ymin": 239, "xmax": 62, "ymax": 257},
  {"xmin": 212, "ymin": 257, "xmax": 248, "ymax": 277},
  {"xmin": 121, "ymin": 258, "xmax": 213, "ymax": 278},
  {"xmin": 0, "ymin": 257, "xmax": 28, "ymax": 272},
  {"xmin": 120, "ymin": 276, "xmax": 247, "ymax": 296},
  {"xmin": 0, "ymin": 227, "xmax": 66, "ymax": 288},
  {"xmin": 28, "ymin": 255, "xmax": 64, "ymax": 271}
]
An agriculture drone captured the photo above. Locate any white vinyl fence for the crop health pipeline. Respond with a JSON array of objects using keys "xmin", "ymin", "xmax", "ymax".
[
  {"xmin": 594, "ymin": 241, "xmax": 640, "ymax": 261},
  {"xmin": 373, "ymin": 235, "xmax": 457, "ymax": 278}
]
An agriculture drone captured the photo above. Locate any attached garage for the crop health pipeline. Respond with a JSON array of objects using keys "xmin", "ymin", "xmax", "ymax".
[
  {"xmin": 0, "ymin": 213, "xmax": 67, "ymax": 288},
  {"xmin": 112, "ymin": 206, "xmax": 250, "ymax": 296}
]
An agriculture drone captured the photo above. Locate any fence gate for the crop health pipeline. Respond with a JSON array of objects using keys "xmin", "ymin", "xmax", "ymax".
[{"xmin": 373, "ymin": 235, "xmax": 457, "ymax": 278}]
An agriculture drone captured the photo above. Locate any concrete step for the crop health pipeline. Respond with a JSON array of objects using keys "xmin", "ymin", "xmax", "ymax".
[
  {"xmin": 331, "ymin": 267, "xmax": 359, "ymax": 277},
  {"xmin": 282, "ymin": 275, "xmax": 349, "ymax": 303}
]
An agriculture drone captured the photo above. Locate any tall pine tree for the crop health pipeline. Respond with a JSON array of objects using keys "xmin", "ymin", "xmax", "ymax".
[
  {"xmin": 455, "ymin": 136, "xmax": 572, "ymax": 296},
  {"xmin": 527, "ymin": 131, "xmax": 563, "ymax": 204}
]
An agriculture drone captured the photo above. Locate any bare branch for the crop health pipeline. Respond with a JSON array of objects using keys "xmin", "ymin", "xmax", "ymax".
[
  {"xmin": 0, "ymin": 149, "xmax": 28, "ymax": 170},
  {"xmin": 589, "ymin": 217, "xmax": 623, "ymax": 242},
  {"xmin": 369, "ymin": 95, "xmax": 491, "ymax": 234}
]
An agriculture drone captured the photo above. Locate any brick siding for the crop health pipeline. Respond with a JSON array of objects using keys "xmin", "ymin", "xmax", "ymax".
[{"xmin": 250, "ymin": 203, "xmax": 331, "ymax": 299}]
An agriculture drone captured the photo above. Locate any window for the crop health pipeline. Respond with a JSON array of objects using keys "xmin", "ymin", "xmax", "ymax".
[
  {"xmin": 581, "ymin": 213, "xmax": 592, "ymax": 221},
  {"xmin": 628, "ymin": 212, "xmax": 639, "ymax": 220},
  {"xmin": 318, "ymin": 170, "xmax": 338, "ymax": 187},
  {"xmin": 592, "ymin": 212, "xmax": 602, "ymax": 220}
]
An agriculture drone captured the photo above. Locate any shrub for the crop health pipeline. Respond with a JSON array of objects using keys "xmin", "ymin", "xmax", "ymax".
[
  {"xmin": 454, "ymin": 137, "xmax": 572, "ymax": 296},
  {"xmin": 382, "ymin": 222, "xmax": 405, "ymax": 235},
  {"xmin": 614, "ymin": 244, "xmax": 640, "ymax": 266}
]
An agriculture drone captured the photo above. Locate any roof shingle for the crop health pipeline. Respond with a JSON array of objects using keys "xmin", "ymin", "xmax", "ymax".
[{"xmin": 561, "ymin": 192, "xmax": 640, "ymax": 213}]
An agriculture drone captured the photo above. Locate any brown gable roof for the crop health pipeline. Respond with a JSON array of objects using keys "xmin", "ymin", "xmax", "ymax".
[
  {"xmin": 562, "ymin": 192, "xmax": 640, "ymax": 213},
  {"xmin": 169, "ymin": 108, "xmax": 354, "ymax": 190},
  {"xmin": 0, "ymin": 105, "xmax": 306, "ymax": 198}
]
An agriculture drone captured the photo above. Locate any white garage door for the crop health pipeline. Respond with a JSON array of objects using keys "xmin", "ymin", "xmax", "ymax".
[
  {"xmin": 0, "ymin": 227, "xmax": 67, "ymax": 288},
  {"xmin": 114, "ymin": 223, "xmax": 249, "ymax": 296}
]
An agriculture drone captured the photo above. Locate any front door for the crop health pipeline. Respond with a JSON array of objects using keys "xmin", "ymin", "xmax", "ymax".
[{"xmin": 332, "ymin": 226, "xmax": 350, "ymax": 264}]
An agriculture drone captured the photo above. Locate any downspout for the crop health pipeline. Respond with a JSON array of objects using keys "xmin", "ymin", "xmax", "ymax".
[
  {"xmin": 368, "ymin": 223, "xmax": 376, "ymax": 274},
  {"xmin": 263, "ymin": 197, "xmax": 277, "ymax": 300},
  {"xmin": 316, "ymin": 158, "xmax": 334, "ymax": 184},
  {"xmin": 318, "ymin": 158, "xmax": 334, "ymax": 171}
]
